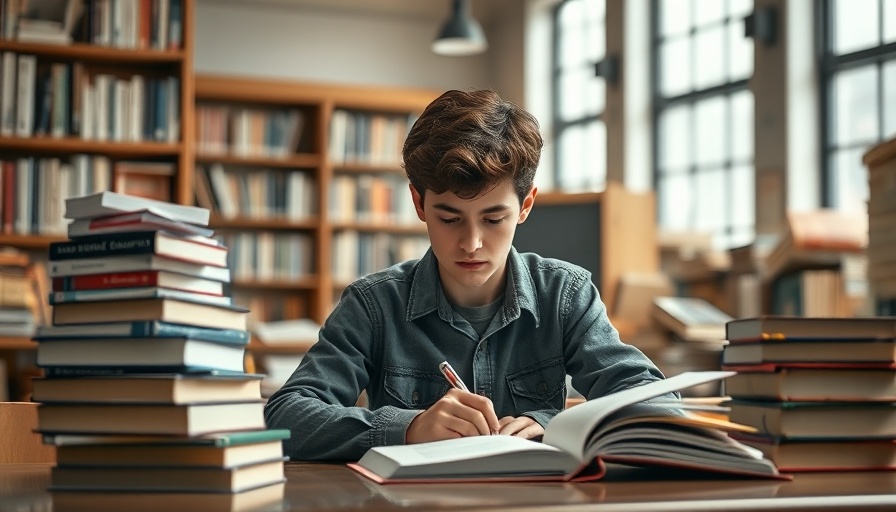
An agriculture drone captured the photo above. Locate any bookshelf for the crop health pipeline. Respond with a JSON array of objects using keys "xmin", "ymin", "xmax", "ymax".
[
  {"xmin": 0, "ymin": 0, "xmax": 195, "ymax": 400},
  {"xmin": 193, "ymin": 74, "xmax": 437, "ymax": 326}
]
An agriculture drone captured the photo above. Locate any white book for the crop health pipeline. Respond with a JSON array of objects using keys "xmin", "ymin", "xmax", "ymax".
[
  {"xmin": 48, "ymin": 254, "xmax": 230, "ymax": 282},
  {"xmin": 51, "ymin": 287, "xmax": 232, "ymax": 307},
  {"xmin": 64, "ymin": 190, "xmax": 210, "ymax": 225},
  {"xmin": 15, "ymin": 54, "xmax": 36, "ymax": 137},
  {"xmin": 350, "ymin": 372, "xmax": 783, "ymax": 483}
]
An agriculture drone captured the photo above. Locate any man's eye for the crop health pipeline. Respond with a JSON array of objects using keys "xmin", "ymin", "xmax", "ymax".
[
  {"xmin": 440, "ymin": 217, "xmax": 460, "ymax": 224},
  {"xmin": 485, "ymin": 218, "xmax": 506, "ymax": 225}
]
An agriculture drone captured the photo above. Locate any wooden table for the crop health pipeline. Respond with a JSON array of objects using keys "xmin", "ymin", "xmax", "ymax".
[{"xmin": 3, "ymin": 462, "xmax": 896, "ymax": 511}]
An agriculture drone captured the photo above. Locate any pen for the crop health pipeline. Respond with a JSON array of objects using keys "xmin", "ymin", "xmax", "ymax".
[{"xmin": 439, "ymin": 360, "xmax": 469, "ymax": 392}]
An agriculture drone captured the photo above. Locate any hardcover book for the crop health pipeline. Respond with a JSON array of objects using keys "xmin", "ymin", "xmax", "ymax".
[
  {"xmin": 48, "ymin": 254, "xmax": 232, "ymax": 282},
  {"xmin": 37, "ymin": 402, "xmax": 266, "ymax": 436},
  {"xmin": 64, "ymin": 191, "xmax": 210, "ymax": 225},
  {"xmin": 51, "ymin": 459, "xmax": 286, "ymax": 492},
  {"xmin": 52, "ymin": 270, "xmax": 225, "ymax": 296},
  {"xmin": 726, "ymin": 316, "xmax": 896, "ymax": 342},
  {"xmin": 32, "ymin": 374, "xmax": 263, "ymax": 404},
  {"xmin": 48, "ymin": 429, "xmax": 290, "ymax": 468},
  {"xmin": 51, "ymin": 298, "xmax": 248, "ymax": 331},
  {"xmin": 66, "ymin": 210, "xmax": 215, "ymax": 239},
  {"xmin": 49, "ymin": 230, "xmax": 227, "ymax": 268},
  {"xmin": 35, "ymin": 337, "xmax": 247, "ymax": 372},
  {"xmin": 349, "ymin": 372, "xmax": 785, "ymax": 483}
]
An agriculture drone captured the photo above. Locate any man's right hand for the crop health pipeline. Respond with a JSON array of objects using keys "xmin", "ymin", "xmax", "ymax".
[{"xmin": 405, "ymin": 388, "xmax": 501, "ymax": 444}]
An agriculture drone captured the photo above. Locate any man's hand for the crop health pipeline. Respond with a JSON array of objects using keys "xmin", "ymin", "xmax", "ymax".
[
  {"xmin": 497, "ymin": 416, "xmax": 544, "ymax": 439},
  {"xmin": 406, "ymin": 389, "xmax": 500, "ymax": 444}
]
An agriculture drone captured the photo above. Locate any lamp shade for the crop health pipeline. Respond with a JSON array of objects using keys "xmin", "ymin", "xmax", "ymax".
[{"xmin": 432, "ymin": 0, "xmax": 488, "ymax": 56}]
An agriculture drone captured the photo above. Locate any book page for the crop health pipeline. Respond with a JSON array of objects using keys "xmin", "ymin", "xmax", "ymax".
[
  {"xmin": 543, "ymin": 371, "xmax": 734, "ymax": 461},
  {"xmin": 357, "ymin": 434, "xmax": 581, "ymax": 479}
]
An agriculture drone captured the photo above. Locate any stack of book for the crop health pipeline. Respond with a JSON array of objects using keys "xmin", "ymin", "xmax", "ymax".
[
  {"xmin": 31, "ymin": 191, "xmax": 288, "ymax": 511},
  {"xmin": 863, "ymin": 136, "xmax": 896, "ymax": 314},
  {"xmin": 721, "ymin": 316, "xmax": 896, "ymax": 472}
]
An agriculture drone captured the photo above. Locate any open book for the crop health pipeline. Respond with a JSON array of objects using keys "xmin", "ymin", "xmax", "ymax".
[{"xmin": 349, "ymin": 372, "xmax": 786, "ymax": 483}]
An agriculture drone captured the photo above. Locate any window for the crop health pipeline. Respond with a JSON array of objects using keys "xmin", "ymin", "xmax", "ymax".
[
  {"xmin": 652, "ymin": 0, "xmax": 754, "ymax": 249},
  {"xmin": 551, "ymin": 0, "xmax": 606, "ymax": 192},
  {"xmin": 821, "ymin": 0, "xmax": 896, "ymax": 211}
]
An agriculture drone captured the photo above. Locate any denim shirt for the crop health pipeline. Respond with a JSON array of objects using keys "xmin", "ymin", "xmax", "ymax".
[{"xmin": 264, "ymin": 247, "xmax": 669, "ymax": 461}]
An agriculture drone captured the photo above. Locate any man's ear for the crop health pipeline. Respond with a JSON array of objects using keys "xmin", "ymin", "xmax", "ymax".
[
  {"xmin": 518, "ymin": 186, "xmax": 537, "ymax": 224},
  {"xmin": 409, "ymin": 184, "xmax": 426, "ymax": 222}
]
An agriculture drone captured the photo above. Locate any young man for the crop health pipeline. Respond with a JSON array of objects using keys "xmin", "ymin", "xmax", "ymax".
[{"xmin": 264, "ymin": 89, "xmax": 670, "ymax": 460}]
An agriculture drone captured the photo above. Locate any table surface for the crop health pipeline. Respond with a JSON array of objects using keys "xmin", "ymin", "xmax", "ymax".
[{"xmin": 2, "ymin": 462, "xmax": 896, "ymax": 511}]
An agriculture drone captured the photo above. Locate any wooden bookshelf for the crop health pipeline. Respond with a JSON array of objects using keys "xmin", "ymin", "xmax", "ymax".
[
  {"xmin": 194, "ymin": 74, "xmax": 438, "ymax": 324},
  {"xmin": 0, "ymin": 0, "xmax": 196, "ymax": 400}
]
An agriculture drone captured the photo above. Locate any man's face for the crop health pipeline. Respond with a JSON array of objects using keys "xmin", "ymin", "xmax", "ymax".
[{"xmin": 411, "ymin": 180, "xmax": 536, "ymax": 308}]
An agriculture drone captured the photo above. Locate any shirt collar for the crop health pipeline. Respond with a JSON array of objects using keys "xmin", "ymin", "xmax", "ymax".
[{"xmin": 407, "ymin": 247, "xmax": 541, "ymax": 327}]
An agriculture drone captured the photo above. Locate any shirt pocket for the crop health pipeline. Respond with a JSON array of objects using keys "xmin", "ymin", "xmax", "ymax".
[
  {"xmin": 384, "ymin": 367, "xmax": 449, "ymax": 409},
  {"xmin": 506, "ymin": 357, "xmax": 567, "ymax": 413}
]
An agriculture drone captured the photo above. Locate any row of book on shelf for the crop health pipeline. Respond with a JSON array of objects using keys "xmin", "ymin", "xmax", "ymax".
[
  {"xmin": 194, "ymin": 163, "xmax": 315, "ymax": 222},
  {"xmin": 31, "ymin": 190, "xmax": 287, "ymax": 510},
  {"xmin": 328, "ymin": 108, "xmax": 416, "ymax": 166},
  {"xmin": 195, "ymin": 104, "xmax": 305, "ymax": 158},
  {"xmin": 1, "ymin": 51, "xmax": 180, "ymax": 142},
  {"xmin": 0, "ymin": 156, "xmax": 172, "ymax": 235},
  {"xmin": 1, "ymin": 0, "xmax": 184, "ymax": 49}
]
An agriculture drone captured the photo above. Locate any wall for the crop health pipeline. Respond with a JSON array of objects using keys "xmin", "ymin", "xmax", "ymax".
[{"xmin": 194, "ymin": 0, "xmax": 527, "ymax": 104}]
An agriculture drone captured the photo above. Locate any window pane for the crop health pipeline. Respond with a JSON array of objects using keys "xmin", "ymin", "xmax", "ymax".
[
  {"xmin": 885, "ymin": 60, "xmax": 896, "ymax": 139},
  {"xmin": 695, "ymin": 168, "xmax": 726, "ymax": 232},
  {"xmin": 694, "ymin": 26, "xmax": 726, "ymax": 89},
  {"xmin": 730, "ymin": 164, "xmax": 755, "ymax": 230},
  {"xmin": 558, "ymin": 67, "xmax": 603, "ymax": 120},
  {"xmin": 658, "ymin": 105, "xmax": 691, "ymax": 170},
  {"xmin": 557, "ymin": 2, "xmax": 593, "ymax": 69},
  {"xmin": 728, "ymin": 19, "xmax": 753, "ymax": 81},
  {"xmin": 831, "ymin": 147, "xmax": 869, "ymax": 212},
  {"xmin": 584, "ymin": 0, "xmax": 606, "ymax": 61},
  {"xmin": 660, "ymin": 37, "xmax": 691, "ymax": 96},
  {"xmin": 832, "ymin": 65, "xmax": 879, "ymax": 146},
  {"xmin": 887, "ymin": 0, "xmax": 896, "ymax": 43},
  {"xmin": 659, "ymin": 0, "xmax": 691, "ymax": 37},
  {"xmin": 728, "ymin": 0, "xmax": 753, "ymax": 19},
  {"xmin": 694, "ymin": 0, "xmax": 724, "ymax": 27},
  {"xmin": 833, "ymin": 0, "xmax": 880, "ymax": 55},
  {"xmin": 558, "ymin": 122, "xmax": 606, "ymax": 191},
  {"xmin": 657, "ymin": 173, "xmax": 694, "ymax": 230},
  {"xmin": 695, "ymin": 97, "xmax": 727, "ymax": 167},
  {"xmin": 730, "ymin": 91, "xmax": 753, "ymax": 162}
]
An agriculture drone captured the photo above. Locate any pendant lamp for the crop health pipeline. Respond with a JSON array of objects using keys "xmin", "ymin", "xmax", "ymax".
[{"xmin": 432, "ymin": 0, "xmax": 488, "ymax": 56}]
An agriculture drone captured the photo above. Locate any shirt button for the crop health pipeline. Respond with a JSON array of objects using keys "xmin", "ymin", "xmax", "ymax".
[
  {"xmin": 477, "ymin": 389, "xmax": 487, "ymax": 397},
  {"xmin": 411, "ymin": 391, "xmax": 420, "ymax": 404},
  {"xmin": 537, "ymin": 382, "xmax": 547, "ymax": 393}
]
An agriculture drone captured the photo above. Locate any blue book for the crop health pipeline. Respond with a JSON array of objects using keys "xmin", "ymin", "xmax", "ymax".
[{"xmin": 34, "ymin": 321, "xmax": 250, "ymax": 345}]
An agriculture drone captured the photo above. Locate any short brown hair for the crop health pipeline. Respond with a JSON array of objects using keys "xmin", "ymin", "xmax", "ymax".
[{"xmin": 402, "ymin": 89, "xmax": 543, "ymax": 204}]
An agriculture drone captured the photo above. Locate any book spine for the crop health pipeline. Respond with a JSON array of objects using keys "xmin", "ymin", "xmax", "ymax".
[
  {"xmin": 52, "ymin": 271, "xmax": 161, "ymax": 291},
  {"xmin": 48, "ymin": 256, "xmax": 152, "ymax": 277},
  {"xmin": 41, "ymin": 366, "xmax": 210, "ymax": 377},
  {"xmin": 150, "ymin": 322, "xmax": 249, "ymax": 345},
  {"xmin": 49, "ymin": 232, "xmax": 159, "ymax": 261}
]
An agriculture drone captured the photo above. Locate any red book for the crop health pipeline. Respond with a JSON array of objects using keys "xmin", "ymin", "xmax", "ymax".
[{"xmin": 52, "ymin": 270, "xmax": 223, "ymax": 296}]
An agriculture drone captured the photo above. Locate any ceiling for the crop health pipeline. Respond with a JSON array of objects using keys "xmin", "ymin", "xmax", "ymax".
[{"xmin": 249, "ymin": 0, "xmax": 516, "ymax": 24}]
